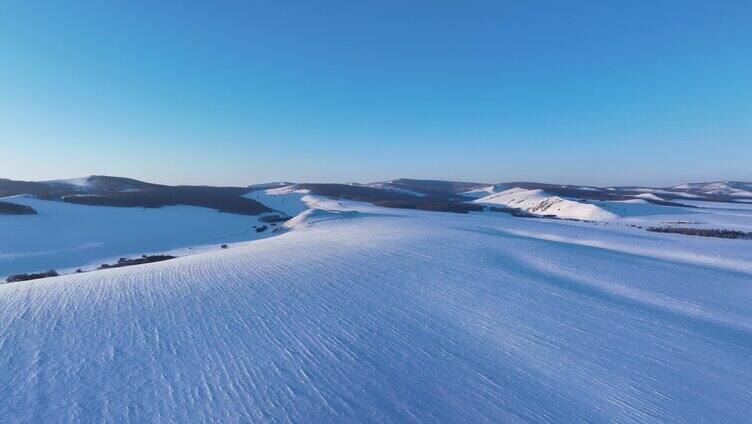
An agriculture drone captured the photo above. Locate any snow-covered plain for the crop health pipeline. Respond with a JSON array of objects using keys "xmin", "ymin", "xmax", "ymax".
[
  {"xmin": 596, "ymin": 199, "xmax": 752, "ymax": 232},
  {"xmin": 1, "ymin": 197, "xmax": 751, "ymax": 422},
  {"xmin": 0, "ymin": 195, "xmax": 273, "ymax": 278}
]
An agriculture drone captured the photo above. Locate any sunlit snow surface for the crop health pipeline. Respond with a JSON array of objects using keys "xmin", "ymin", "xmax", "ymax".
[
  {"xmin": 1, "ymin": 199, "xmax": 752, "ymax": 422},
  {"xmin": 472, "ymin": 187, "xmax": 618, "ymax": 220},
  {"xmin": 243, "ymin": 185, "xmax": 313, "ymax": 217}
]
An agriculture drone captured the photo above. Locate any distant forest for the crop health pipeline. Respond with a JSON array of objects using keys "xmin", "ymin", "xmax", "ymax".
[{"xmin": 0, "ymin": 201, "xmax": 37, "ymax": 215}]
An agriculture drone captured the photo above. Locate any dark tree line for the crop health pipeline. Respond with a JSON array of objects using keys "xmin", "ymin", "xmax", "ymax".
[
  {"xmin": 0, "ymin": 201, "xmax": 37, "ymax": 215},
  {"xmin": 647, "ymin": 226, "xmax": 752, "ymax": 239}
]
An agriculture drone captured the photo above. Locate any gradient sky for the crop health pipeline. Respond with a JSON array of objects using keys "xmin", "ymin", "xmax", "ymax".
[{"xmin": 1, "ymin": 1, "xmax": 750, "ymax": 186}]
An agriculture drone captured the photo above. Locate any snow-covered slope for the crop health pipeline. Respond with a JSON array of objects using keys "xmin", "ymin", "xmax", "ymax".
[
  {"xmin": 1, "ymin": 199, "xmax": 751, "ymax": 422},
  {"xmin": 461, "ymin": 185, "xmax": 496, "ymax": 199},
  {"xmin": 472, "ymin": 187, "xmax": 618, "ymax": 220},
  {"xmin": 244, "ymin": 185, "xmax": 313, "ymax": 217},
  {"xmin": 45, "ymin": 176, "xmax": 94, "ymax": 190},
  {"xmin": 245, "ymin": 181, "xmax": 293, "ymax": 191},
  {"xmin": 633, "ymin": 192, "xmax": 665, "ymax": 201}
]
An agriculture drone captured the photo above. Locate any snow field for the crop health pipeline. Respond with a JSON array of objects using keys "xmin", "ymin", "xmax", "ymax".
[{"xmin": 1, "ymin": 202, "xmax": 751, "ymax": 422}]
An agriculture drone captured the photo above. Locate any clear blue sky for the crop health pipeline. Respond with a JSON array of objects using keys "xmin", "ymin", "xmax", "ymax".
[{"xmin": 1, "ymin": 1, "xmax": 750, "ymax": 186}]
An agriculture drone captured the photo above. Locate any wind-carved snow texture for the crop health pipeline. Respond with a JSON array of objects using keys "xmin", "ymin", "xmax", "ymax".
[{"xmin": 1, "ymin": 199, "xmax": 751, "ymax": 422}]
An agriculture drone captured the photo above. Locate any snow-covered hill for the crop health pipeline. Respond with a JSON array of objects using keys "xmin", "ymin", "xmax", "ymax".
[
  {"xmin": 471, "ymin": 187, "xmax": 618, "ymax": 220},
  {"xmin": 466, "ymin": 186, "xmax": 752, "ymax": 230},
  {"xmin": 1, "ymin": 198, "xmax": 751, "ymax": 422},
  {"xmin": 672, "ymin": 181, "xmax": 752, "ymax": 198},
  {"xmin": 461, "ymin": 185, "xmax": 496, "ymax": 198},
  {"xmin": 632, "ymin": 192, "xmax": 665, "ymax": 201},
  {"xmin": 458, "ymin": 181, "xmax": 752, "ymax": 204},
  {"xmin": 361, "ymin": 181, "xmax": 428, "ymax": 197},
  {"xmin": 44, "ymin": 175, "xmax": 159, "ymax": 194}
]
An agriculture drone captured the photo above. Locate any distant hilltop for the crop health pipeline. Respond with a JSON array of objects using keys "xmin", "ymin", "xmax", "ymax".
[{"xmin": 1, "ymin": 176, "xmax": 750, "ymax": 218}]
